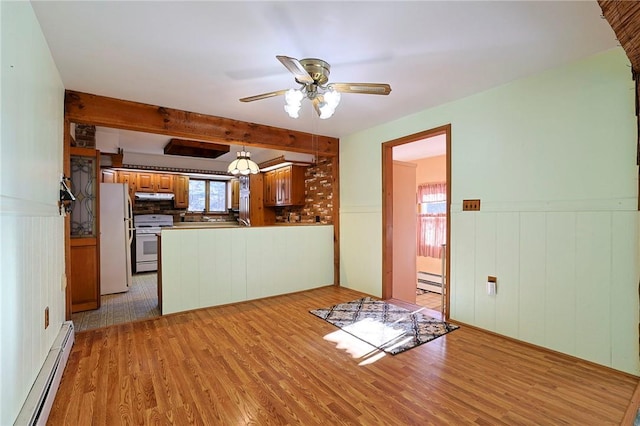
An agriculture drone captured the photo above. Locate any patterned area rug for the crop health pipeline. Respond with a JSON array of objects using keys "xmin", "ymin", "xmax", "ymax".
[{"xmin": 310, "ymin": 297, "xmax": 459, "ymax": 355}]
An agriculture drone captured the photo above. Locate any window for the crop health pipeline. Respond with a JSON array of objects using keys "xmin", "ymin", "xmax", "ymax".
[
  {"xmin": 419, "ymin": 200, "xmax": 446, "ymax": 215},
  {"xmin": 188, "ymin": 179, "xmax": 227, "ymax": 212},
  {"xmin": 417, "ymin": 182, "xmax": 447, "ymax": 258}
]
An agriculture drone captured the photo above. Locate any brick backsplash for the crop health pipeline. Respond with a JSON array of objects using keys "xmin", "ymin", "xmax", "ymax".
[
  {"xmin": 132, "ymin": 200, "xmax": 234, "ymax": 223},
  {"xmin": 275, "ymin": 156, "xmax": 334, "ymax": 224},
  {"xmin": 132, "ymin": 200, "xmax": 184, "ymax": 222}
]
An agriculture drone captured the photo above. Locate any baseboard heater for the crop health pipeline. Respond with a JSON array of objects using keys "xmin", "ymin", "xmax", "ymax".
[
  {"xmin": 417, "ymin": 271, "xmax": 443, "ymax": 294},
  {"xmin": 15, "ymin": 321, "xmax": 75, "ymax": 426}
]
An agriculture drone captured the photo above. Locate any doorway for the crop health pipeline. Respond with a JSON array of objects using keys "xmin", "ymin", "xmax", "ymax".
[{"xmin": 381, "ymin": 124, "xmax": 451, "ymax": 319}]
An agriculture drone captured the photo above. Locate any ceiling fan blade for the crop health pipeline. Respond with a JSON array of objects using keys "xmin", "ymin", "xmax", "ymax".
[
  {"xmin": 312, "ymin": 96, "xmax": 323, "ymax": 117},
  {"xmin": 329, "ymin": 83, "xmax": 392, "ymax": 95},
  {"xmin": 239, "ymin": 89, "xmax": 288, "ymax": 103},
  {"xmin": 276, "ymin": 55, "xmax": 314, "ymax": 84}
]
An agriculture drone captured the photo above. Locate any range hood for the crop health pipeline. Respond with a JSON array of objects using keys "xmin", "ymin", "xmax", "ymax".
[{"xmin": 134, "ymin": 192, "xmax": 175, "ymax": 201}]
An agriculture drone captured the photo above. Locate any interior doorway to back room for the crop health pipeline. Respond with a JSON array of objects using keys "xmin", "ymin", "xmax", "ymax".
[{"xmin": 382, "ymin": 125, "xmax": 451, "ymax": 319}]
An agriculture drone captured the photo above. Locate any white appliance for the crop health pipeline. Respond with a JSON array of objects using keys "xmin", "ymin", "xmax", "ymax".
[
  {"xmin": 134, "ymin": 214, "xmax": 173, "ymax": 272},
  {"xmin": 135, "ymin": 192, "xmax": 174, "ymax": 201},
  {"xmin": 99, "ymin": 183, "xmax": 133, "ymax": 294}
]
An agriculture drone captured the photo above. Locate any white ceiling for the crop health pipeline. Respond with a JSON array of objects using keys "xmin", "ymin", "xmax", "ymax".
[
  {"xmin": 393, "ymin": 134, "xmax": 447, "ymax": 162},
  {"xmin": 32, "ymin": 1, "xmax": 617, "ymax": 167}
]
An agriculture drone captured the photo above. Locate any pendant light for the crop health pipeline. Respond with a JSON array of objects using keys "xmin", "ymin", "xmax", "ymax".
[{"xmin": 227, "ymin": 147, "xmax": 260, "ymax": 175}]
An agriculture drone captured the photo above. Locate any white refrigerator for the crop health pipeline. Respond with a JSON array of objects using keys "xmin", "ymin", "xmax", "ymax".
[{"xmin": 100, "ymin": 183, "xmax": 133, "ymax": 294}]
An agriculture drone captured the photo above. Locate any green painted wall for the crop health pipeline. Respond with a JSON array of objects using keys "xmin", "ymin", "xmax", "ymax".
[{"xmin": 340, "ymin": 48, "xmax": 639, "ymax": 374}]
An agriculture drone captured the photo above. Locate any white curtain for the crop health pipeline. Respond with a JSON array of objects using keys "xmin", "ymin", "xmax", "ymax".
[{"xmin": 417, "ymin": 182, "xmax": 446, "ymax": 258}]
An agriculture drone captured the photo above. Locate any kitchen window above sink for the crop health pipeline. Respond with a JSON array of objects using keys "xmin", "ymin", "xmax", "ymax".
[{"xmin": 188, "ymin": 179, "xmax": 227, "ymax": 213}]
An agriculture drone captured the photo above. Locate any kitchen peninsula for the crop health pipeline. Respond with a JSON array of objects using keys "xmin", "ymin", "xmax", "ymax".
[{"xmin": 160, "ymin": 224, "xmax": 334, "ymax": 315}]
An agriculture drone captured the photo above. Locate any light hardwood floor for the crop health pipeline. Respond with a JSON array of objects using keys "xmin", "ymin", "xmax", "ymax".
[{"xmin": 50, "ymin": 286, "xmax": 637, "ymax": 425}]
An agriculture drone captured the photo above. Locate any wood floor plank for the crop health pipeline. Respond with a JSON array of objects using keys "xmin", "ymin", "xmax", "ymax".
[{"xmin": 49, "ymin": 286, "xmax": 638, "ymax": 425}]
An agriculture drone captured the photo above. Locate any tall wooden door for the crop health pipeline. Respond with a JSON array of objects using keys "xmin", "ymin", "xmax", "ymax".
[
  {"xmin": 69, "ymin": 147, "xmax": 101, "ymax": 312},
  {"xmin": 392, "ymin": 160, "xmax": 417, "ymax": 304}
]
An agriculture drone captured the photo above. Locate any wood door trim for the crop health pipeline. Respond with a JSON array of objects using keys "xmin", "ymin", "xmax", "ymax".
[
  {"xmin": 64, "ymin": 119, "xmax": 71, "ymax": 320},
  {"xmin": 381, "ymin": 124, "xmax": 451, "ymax": 319}
]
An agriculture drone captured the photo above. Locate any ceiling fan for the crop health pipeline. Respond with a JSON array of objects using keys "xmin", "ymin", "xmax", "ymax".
[{"xmin": 239, "ymin": 55, "xmax": 392, "ymax": 119}]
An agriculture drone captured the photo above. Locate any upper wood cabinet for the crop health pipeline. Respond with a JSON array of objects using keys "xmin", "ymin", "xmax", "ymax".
[
  {"xmin": 136, "ymin": 172, "xmax": 174, "ymax": 193},
  {"xmin": 263, "ymin": 165, "xmax": 306, "ymax": 207},
  {"xmin": 136, "ymin": 172, "xmax": 154, "ymax": 191},
  {"xmin": 174, "ymin": 175, "xmax": 189, "ymax": 208},
  {"xmin": 231, "ymin": 179, "xmax": 240, "ymax": 210},
  {"xmin": 117, "ymin": 170, "xmax": 136, "ymax": 187},
  {"xmin": 156, "ymin": 173, "xmax": 174, "ymax": 193},
  {"xmin": 264, "ymin": 171, "xmax": 276, "ymax": 206},
  {"xmin": 239, "ymin": 174, "xmax": 275, "ymax": 226},
  {"xmin": 116, "ymin": 170, "xmax": 137, "ymax": 201},
  {"xmin": 101, "ymin": 169, "xmax": 117, "ymax": 183}
]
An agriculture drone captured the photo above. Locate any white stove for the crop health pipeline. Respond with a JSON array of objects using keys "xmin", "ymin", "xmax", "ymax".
[{"xmin": 133, "ymin": 214, "xmax": 173, "ymax": 272}]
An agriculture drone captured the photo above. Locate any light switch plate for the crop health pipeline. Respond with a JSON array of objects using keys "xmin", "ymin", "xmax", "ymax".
[{"xmin": 462, "ymin": 199, "xmax": 481, "ymax": 211}]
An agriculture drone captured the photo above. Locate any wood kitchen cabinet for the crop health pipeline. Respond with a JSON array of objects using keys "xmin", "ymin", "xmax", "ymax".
[
  {"xmin": 155, "ymin": 173, "xmax": 174, "ymax": 193},
  {"xmin": 116, "ymin": 170, "xmax": 137, "ymax": 201},
  {"xmin": 174, "ymin": 175, "xmax": 189, "ymax": 208},
  {"xmin": 136, "ymin": 172, "xmax": 174, "ymax": 193},
  {"xmin": 136, "ymin": 172, "xmax": 154, "ymax": 191},
  {"xmin": 263, "ymin": 165, "xmax": 305, "ymax": 207},
  {"xmin": 231, "ymin": 179, "xmax": 240, "ymax": 209},
  {"xmin": 264, "ymin": 171, "xmax": 276, "ymax": 206},
  {"xmin": 239, "ymin": 174, "xmax": 274, "ymax": 226},
  {"xmin": 101, "ymin": 169, "xmax": 117, "ymax": 183}
]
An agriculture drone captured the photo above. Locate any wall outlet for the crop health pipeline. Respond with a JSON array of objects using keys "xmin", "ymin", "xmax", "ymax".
[
  {"xmin": 45, "ymin": 306, "xmax": 49, "ymax": 329},
  {"xmin": 487, "ymin": 276, "xmax": 497, "ymax": 296},
  {"xmin": 462, "ymin": 199, "xmax": 481, "ymax": 211}
]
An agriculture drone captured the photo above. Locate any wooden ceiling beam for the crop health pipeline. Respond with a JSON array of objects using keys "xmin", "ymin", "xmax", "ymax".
[{"xmin": 64, "ymin": 90, "xmax": 339, "ymax": 156}]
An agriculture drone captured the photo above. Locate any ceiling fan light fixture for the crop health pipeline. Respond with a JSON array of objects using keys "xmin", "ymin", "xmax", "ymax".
[
  {"xmin": 240, "ymin": 56, "xmax": 391, "ymax": 119},
  {"xmin": 284, "ymin": 103, "xmax": 301, "ymax": 118},
  {"xmin": 227, "ymin": 148, "xmax": 260, "ymax": 175},
  {"xmin": 284, "ymin": 89, "xmax": 303, "ymax": 118},
  {"xmin": 319, "ymin": 89, "xmax": 341, "ymax": 119}
]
